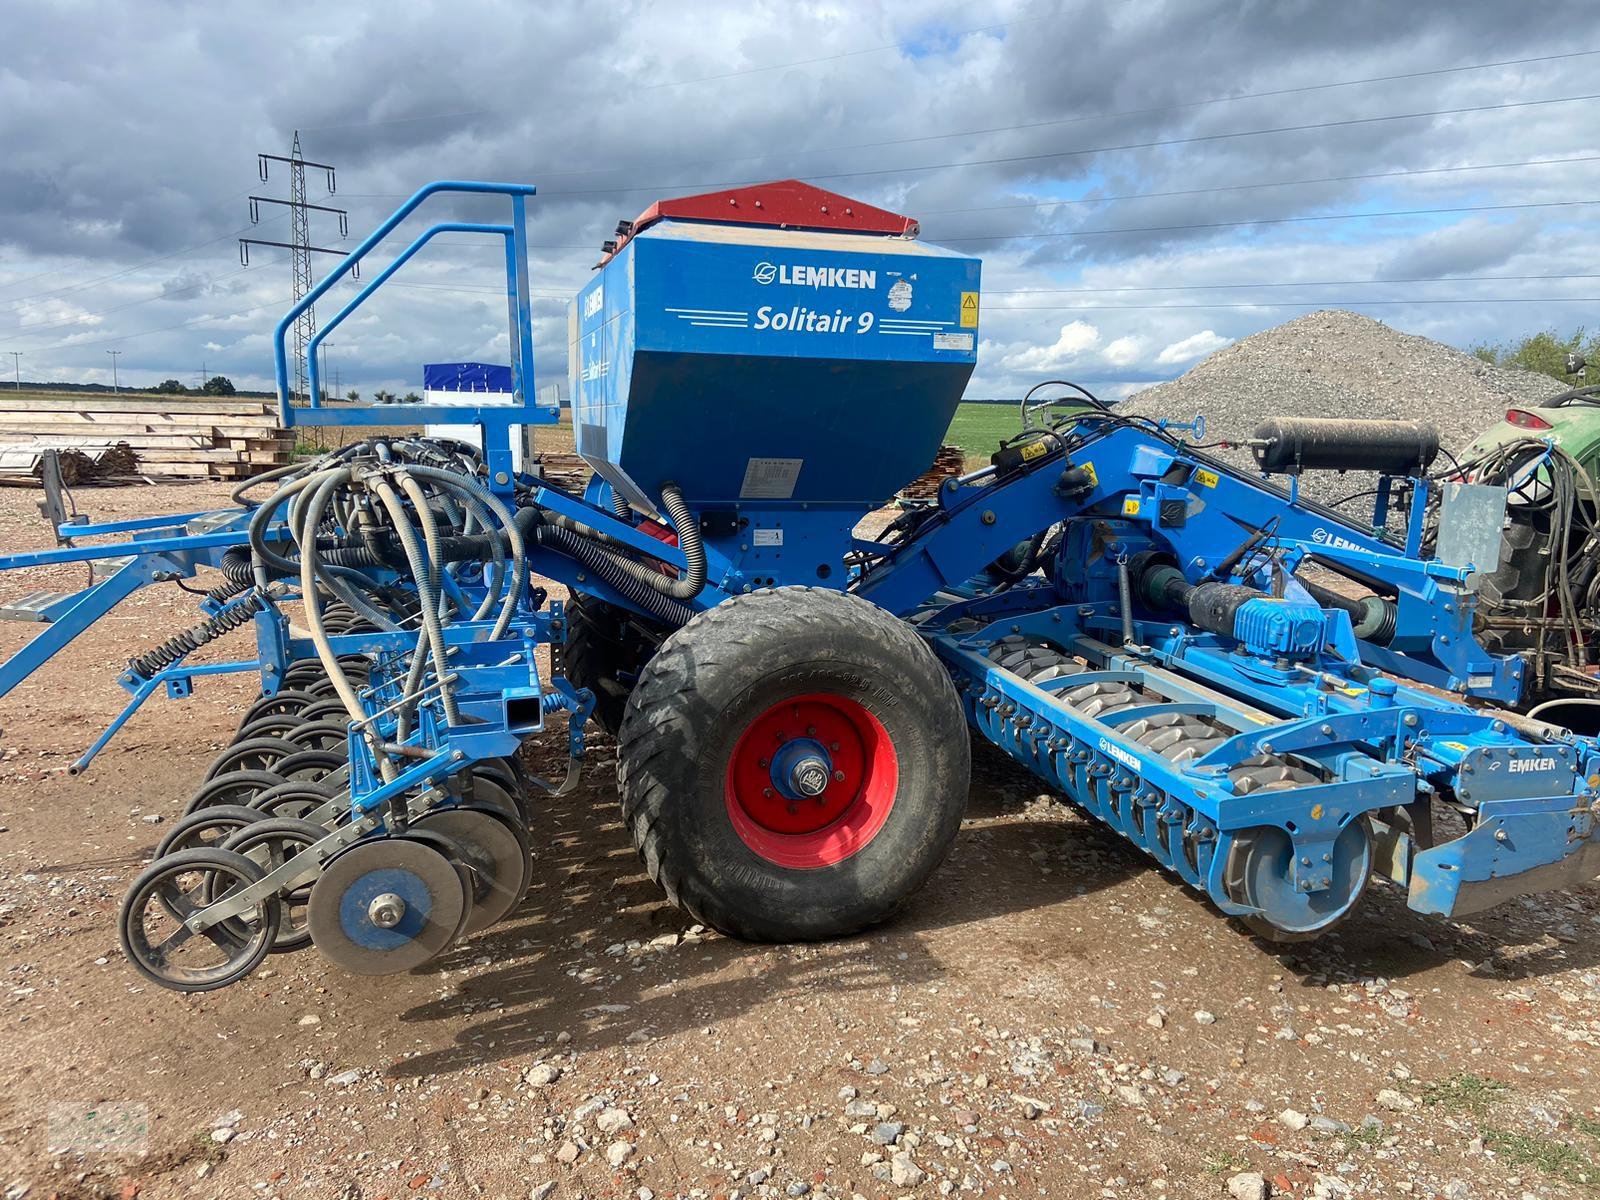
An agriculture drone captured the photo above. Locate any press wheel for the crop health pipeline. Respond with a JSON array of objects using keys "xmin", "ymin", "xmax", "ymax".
[{"xmin": 119, "ymin": 848, "xmax": 280, "ymax": 992}]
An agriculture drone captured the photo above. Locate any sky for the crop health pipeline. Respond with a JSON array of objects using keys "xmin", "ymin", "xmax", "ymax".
[{"xmin": 3, "ymin": 0, "xmax": 1600, "ymax": 402}]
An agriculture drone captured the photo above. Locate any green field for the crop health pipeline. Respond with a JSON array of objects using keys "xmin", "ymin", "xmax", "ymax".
[{"xmin": 942, "ymin": 401, "xmax": 1023, "ymax": 464}]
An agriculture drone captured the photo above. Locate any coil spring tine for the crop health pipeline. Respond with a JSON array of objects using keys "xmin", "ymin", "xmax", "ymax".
[{"xmin": 128, "ymin": 592, "xmax": 267, "ymax": 679}]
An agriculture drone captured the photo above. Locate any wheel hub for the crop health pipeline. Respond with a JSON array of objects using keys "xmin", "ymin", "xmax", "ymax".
[
  {"xmin": 725, "ymin": 693, "xmax": 899, "ymax": 869},
  {"xmin": 367, "ymin": 892, "xmax": 406, "ymax": 928}
]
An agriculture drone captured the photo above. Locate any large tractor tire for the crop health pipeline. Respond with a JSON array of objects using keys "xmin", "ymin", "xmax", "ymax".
[
  {"xmin": 617, "ymin": 587, "xmax": 970, "ymax": 941},
  {"xmin": 563, "ymin": 592, "xmax": 665, "ymax": 736}
]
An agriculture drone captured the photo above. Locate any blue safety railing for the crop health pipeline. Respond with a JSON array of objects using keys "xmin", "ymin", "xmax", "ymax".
[{"xmin": 270, "ymin": 182, "xmax": 557, "ymax": 475}]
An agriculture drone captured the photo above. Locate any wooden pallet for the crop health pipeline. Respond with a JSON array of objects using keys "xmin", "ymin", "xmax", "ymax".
[{"xmin": 0, "ymin": 395, "xmax": 292, "ymax": 482}]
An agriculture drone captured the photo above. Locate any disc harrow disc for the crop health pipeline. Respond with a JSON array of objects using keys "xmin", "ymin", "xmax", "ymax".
[
  {"xmin": 412, "ymin": 807, "xmax": 530, "ymax": 934},
  {"xmin": 306, "ymin": 838, "xmax": 465, "ymax": 975}
]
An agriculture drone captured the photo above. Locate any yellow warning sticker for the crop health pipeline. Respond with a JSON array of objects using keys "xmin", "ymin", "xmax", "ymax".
[
  {"xmin": 1122, "ymin": 497, "xmax": 1141, "ymax": 516},
  {"xmin": 1194, "ymin": 468, "xmax": 1219, "ymax": 489},
  {"xmin": 1442, "ymin": 741, "xmax": 1470, "ymax": 753},
  {"xmin": 1020, "ymin": 440, "xmax": 1047, "ymax": 461},
  {"xmin": 1082, "ymin": 462, "xmax": 1098, "ymax": 486},
  {"xmin": 960, "ymin": 291, "xmax": 979, "ymax": 328}
]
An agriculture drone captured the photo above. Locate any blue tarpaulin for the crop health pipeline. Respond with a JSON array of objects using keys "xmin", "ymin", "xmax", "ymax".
[{"xmin": 422, "ymin": 362, "xmax": 514, "ymax": 392}]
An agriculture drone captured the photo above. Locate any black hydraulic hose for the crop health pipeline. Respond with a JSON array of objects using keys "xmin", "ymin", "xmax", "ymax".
[
  {"xmin": 534, "ymin": 523, "xmax": 694, "ymax": 626},
  {"xmin": 1295, "ymin": 576, "xmax": 1364, "ymax": 617},
  {"xmin": 219, "ymin": 546, "xmax": 254, "ymax": 586},
  {"xmin": 434, "ymin": 483, "xmax": 706, "ymax": 611},
  {"xmin": 657, "ymin": 484, "xmax": 706, "ymax": 600}
]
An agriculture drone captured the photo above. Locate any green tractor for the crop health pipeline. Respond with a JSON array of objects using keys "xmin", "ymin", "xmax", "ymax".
[{"xmin": 1461, "ymin": 354, "xmax": 1600, "ymax": 723}]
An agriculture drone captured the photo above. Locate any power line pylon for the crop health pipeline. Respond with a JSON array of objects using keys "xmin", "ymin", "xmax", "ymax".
[{"xmin": 239, "ymin": 131, "xmax": 350, "ymax": 405}]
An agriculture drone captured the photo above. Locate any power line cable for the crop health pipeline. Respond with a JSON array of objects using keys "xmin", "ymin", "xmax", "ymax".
[
  {"xmin": 915, "ymin": 154, "xmax": 1600, "ymax": 217},
  {"xmin": 939, "ymin": 197, "xmax": 1600, "ymax": 244},
  {"xmin": 986, "ymin": 272, "xmax": 1600, "ymax": 295},
  {"xmin": 530, "ymin": 90, "xmax": 1600, "ymax": 197}
]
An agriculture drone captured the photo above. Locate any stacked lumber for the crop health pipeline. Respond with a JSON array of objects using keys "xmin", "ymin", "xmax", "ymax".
[
  {"xmin": 536, "ymin": 451, "xmax": 591, "ymax": 495},
  {"xmin": 899, "ymin": 444, "xmax": 966, "ymax": 500},
  {"xmin": 0, "ymin": 395, "xmax": 293, "ymax": 481}
]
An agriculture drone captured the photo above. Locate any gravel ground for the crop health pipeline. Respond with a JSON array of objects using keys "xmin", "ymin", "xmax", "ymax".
[
  {"xmin": 1124, "ymin": 310, "xmax": 1564, "ymax": 506},
  {"xmin": 1, "ymin": 484, "xmax": 1599, "ymax": 1200}
]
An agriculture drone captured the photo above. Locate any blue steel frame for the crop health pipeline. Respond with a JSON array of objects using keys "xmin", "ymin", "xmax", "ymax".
[{"xmin": 849, "ymin": 415, "xmax": 1600, "ymax": 922}]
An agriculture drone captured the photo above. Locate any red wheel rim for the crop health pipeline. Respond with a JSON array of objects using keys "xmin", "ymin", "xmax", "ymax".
[{"xmin": 724, "ymin": 692, "xmax": 898, "ymax": 870}]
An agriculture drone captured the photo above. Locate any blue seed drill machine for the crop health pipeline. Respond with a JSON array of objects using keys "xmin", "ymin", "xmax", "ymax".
[{"xmin": 0, "ymin": 179, "xmax": 1596, "ymax": 990}]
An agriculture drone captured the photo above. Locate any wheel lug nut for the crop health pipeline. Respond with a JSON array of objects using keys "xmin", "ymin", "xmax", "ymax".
[
  {"xmin": 758, "ymin": 758, "xmax": 769, "ymax": 768},
  {"xmin": 833, "ymin": 770, "xmax": 845, "ymax": 782},
  {"xmin": 830, "ymin": 742, "xmax": 840, "ymax": 751},
  {"xmin": 762, "ymin": 787, "xmax": 773, "ymax": 798},
  {"xmin": 807, "ymin": 726, "xmax": 817, "ymax": 736}
]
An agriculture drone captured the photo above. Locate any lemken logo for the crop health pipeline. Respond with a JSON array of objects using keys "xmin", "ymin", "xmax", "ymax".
[
  {"xmin": 1097, "ymin": 736, "xmax": 1143, "ymax": 774},
  {"xmin": 753, "ymin": 260, "xmax": 877, "ymax": 290},
  {"xmin": 1508, "ymin": 756, "xmax": 1557, "ymax": 774},
  {"xmin": 582, "ymin": 285, "xmax": 604, "ymax": 320},
  {"xmin": 1310, "ymin": 527, "xmax": 1367, "ymax": 552}
]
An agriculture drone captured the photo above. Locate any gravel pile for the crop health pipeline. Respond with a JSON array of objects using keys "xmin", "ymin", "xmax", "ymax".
[{"xmin": 1124, "ymin": 309, "xmax": 1563, "ymax": 505}]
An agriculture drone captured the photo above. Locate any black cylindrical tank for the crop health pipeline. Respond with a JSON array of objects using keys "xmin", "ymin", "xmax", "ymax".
[{"xmin": 1251, "ymin": 417, "xmax": 1440, "ymax": 476}]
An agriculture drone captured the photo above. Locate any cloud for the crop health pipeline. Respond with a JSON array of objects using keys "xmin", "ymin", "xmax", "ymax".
[
  {"xmin": 1102, "ymin": 335, "xmax": 1143, "ymax": 367},
  {"xmin": 0, "ymin": 0, "xmax": 1594, "ymax": 397},
  {"xmin": 1156, "ymin": 330, "xmax": 1232, "ymax": 365},
  {"xmin": 1002, "ymin": 320, "xmax": 1100, "ymax": 372}
]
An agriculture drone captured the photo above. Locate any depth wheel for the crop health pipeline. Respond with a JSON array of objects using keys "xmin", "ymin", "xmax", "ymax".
[
  {"xmin": 1223, "ymin": 816, "xmax": 1374, "ymax": 943},
  {"xmin": 204, "ymin": 736, "xmax": 301, "ymax": 780},
  {"xmin": 306, "ymin": 837, "xmax": 466, "ymax": 974},
  {"xmin": 119, "ymin": 848, "xmax": 280, "ymax": 992},
  {"xmin": 156, "ymin": 804, "xmax": 266, "ymax": 858},
  {"xmin": 238, "ymin": 689, "xmax": 317, "ymax": 729},
  {"xmin": 184, "ymin": 770, "xmax": 286, "ymax": 817},
  {"xmin": 283, "ymin": 720, "xmax": 349, "ymax": 752},
  {"xmin": 235, "ymin": 713, "xmax": 303, "ymax": 743},
  {"xmin": 276, "ymin": 750, "xmax": 346, "ymax": 782},
  {"xmin": 250, "ymin": 780, "xmax": 335, "ymax": 822},
  {"xmin": 221, "ymin": 817, "xmax": 328, "ymax": 952},
  {"xmin": 617, "ymin": 587, "xmax": 969, "ymax": 941}
]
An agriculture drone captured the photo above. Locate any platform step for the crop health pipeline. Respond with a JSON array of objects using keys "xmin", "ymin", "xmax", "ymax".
[
  {"xmin": 0, "ymin": 591, "xmax": 75, "ymax": 622},
  {"xmin": 90, "ymin": 555, "xmax": 135, "ymax": 582}
]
